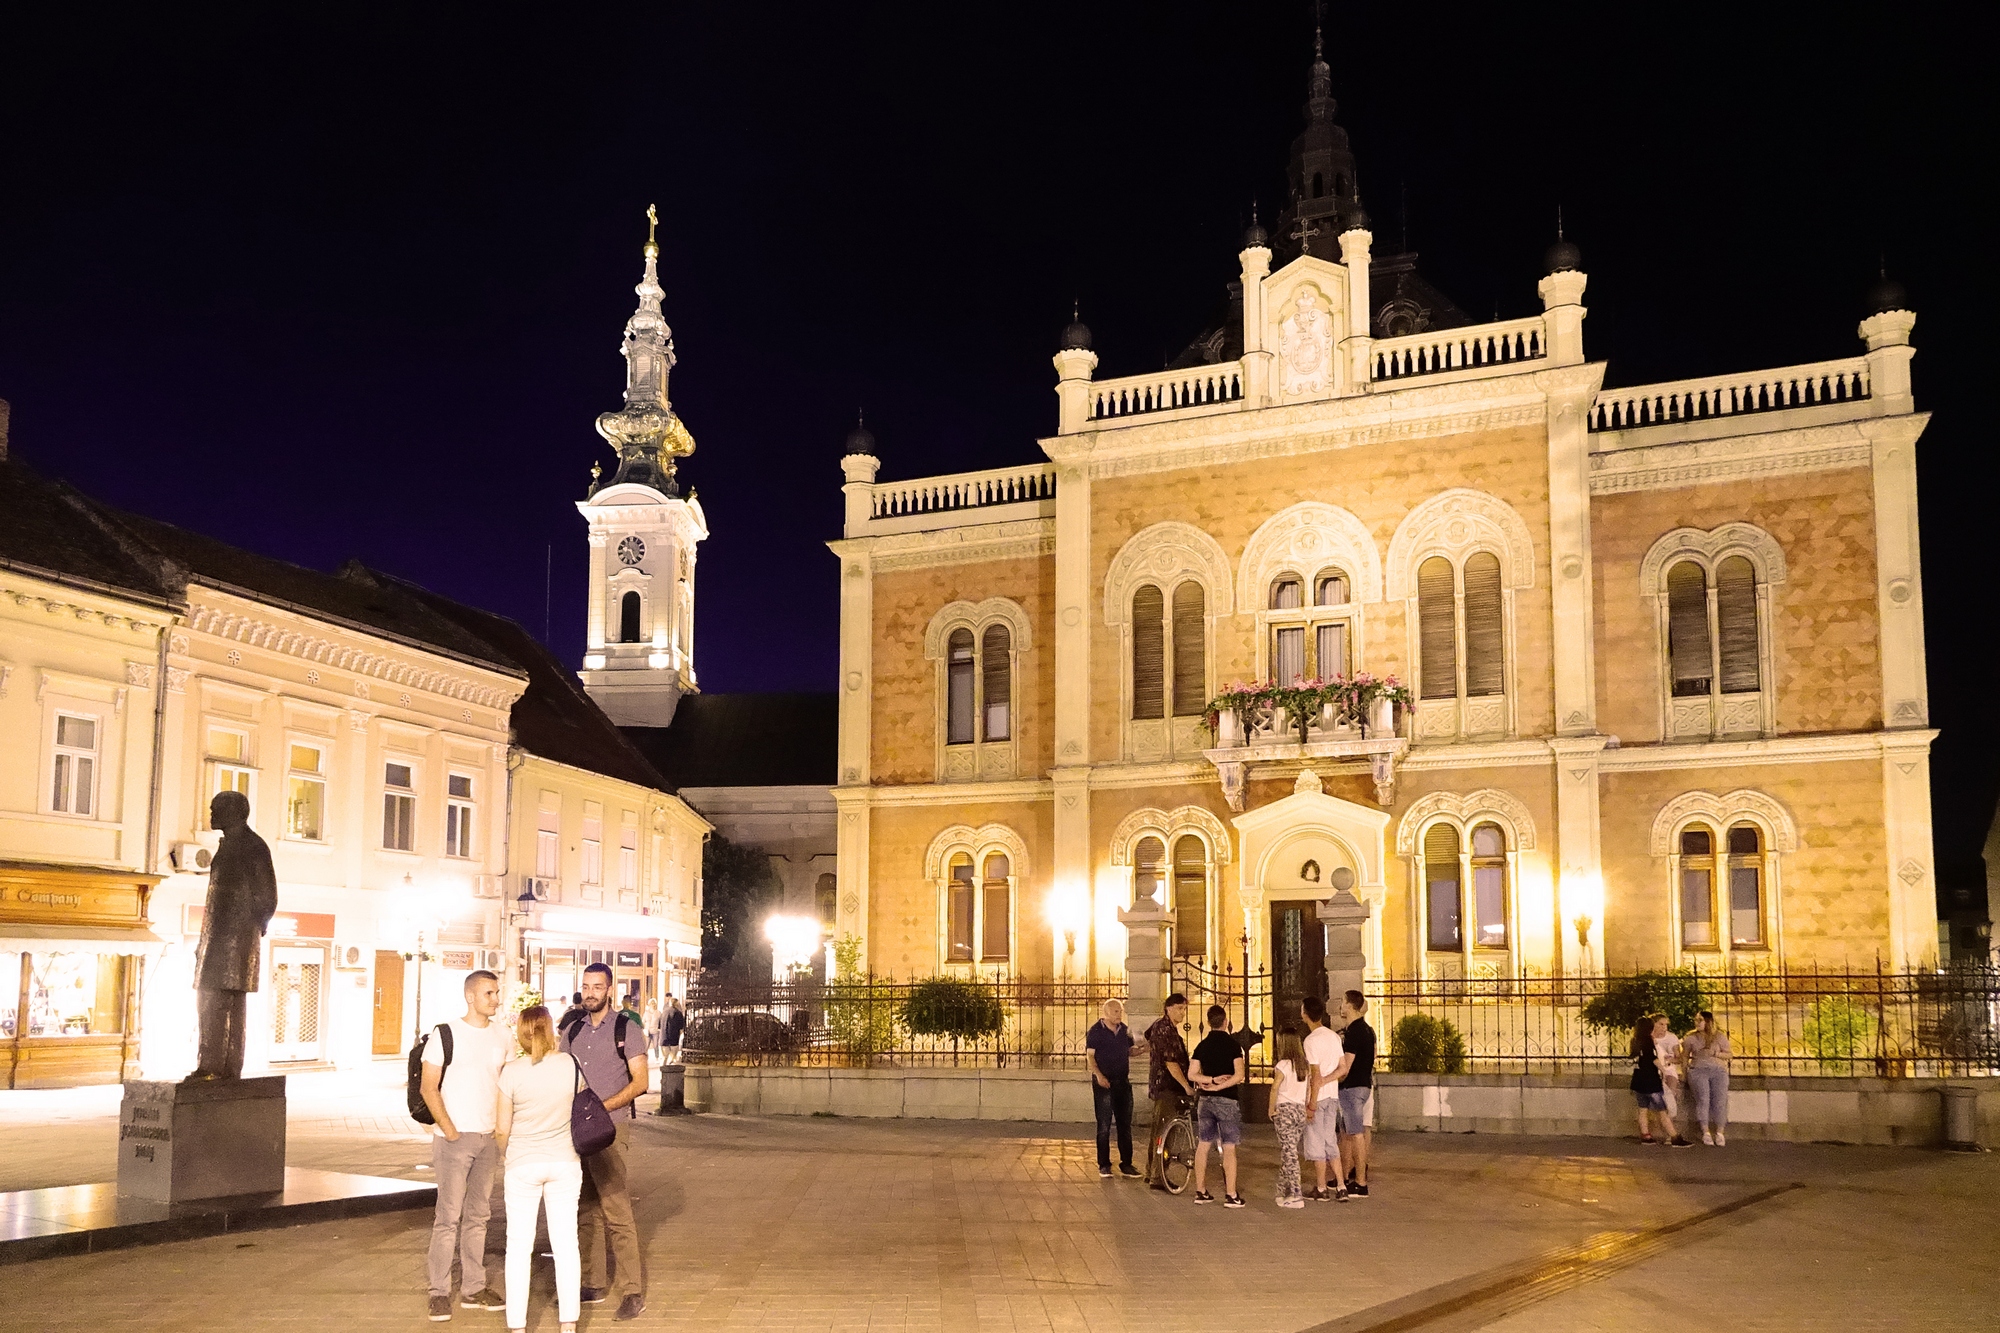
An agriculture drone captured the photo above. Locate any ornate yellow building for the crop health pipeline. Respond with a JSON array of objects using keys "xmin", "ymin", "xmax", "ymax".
[{"xmin": 828, "ymin": 47, "xmax": 1934, "ymax": 1004}]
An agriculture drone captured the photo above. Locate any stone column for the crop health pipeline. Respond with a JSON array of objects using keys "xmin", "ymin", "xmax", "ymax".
[
  {"xmin": 1880, "ymin": 730, "xmax": 1941, "ymax": 969},
  {"xmin": 1864, "ymin": 413, "xmax": 1929, "ymax": 730},
  {"xmin": 584, "ymin": 530, "xmax": 608, "ymax": 654},
  {"xmin": 1119, "ymin": 897, "xmax": 1174, "ymax": 1018},
  {"xmin": 1536, "ymin": 268, "xmax": 1588, "ymax": 367},
  {"xmin": 1053, "ymin": 348, "xmax": 1098, "ymax": 435},
  {"xmin": 1052, "ymin": 461, "xmax": 1094, "ymax": 978},
  {"xmin": 1860, "ymin": 308, "xmax": 1917, "ymax": 414},
  {"xmin": 1536, "ymin": 364, "xmax": 1607, "ymax": 738},
  {"xmin": 1548, "ymin": 736, "xmax": 1608, "ymax": 974},
  {"xmin": 1239, "ymin": 242, "xmax": 1272, "ymax": 406},
  {"xmin": 840, "ymin": 450, "xmax": 879, "ymax": 538},
  {"xmin": 828, "ymin": 531, "xmax": 875, "ymax": 964},
  {"xmin": 1338, "ymin": 226, "xmax": 1373, "ymax": 390},
  {"xmin": 1318, "ymin": 892, "xmax": 1370, "ymax": 1006}
]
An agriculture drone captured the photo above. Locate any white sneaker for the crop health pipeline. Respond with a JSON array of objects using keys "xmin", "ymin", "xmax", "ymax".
[
  {"xmin": 1715, "ymin": 1132, "xmax": 1726, "ymax": 1146},
  {"xmin": 1278, "ymin": 1197, "xmax": 1305, "ymax": 1209},
  {"xmin": 1702, "ymin": 1130, "xmax": 1714, "ymax": 1146}
]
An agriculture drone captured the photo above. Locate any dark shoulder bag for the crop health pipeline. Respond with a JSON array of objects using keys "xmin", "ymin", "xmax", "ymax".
[{"xmin": 570, "ymin": 1055, "xmax": 617, "ymax": 1157}]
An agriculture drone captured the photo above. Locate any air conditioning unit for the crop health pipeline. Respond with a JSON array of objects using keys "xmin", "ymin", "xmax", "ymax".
[
  {"xmin": 471, "ymin": 875, "xmax": 502, "ymax": 899},
  {"xmin": 335, "ymin": 944, "xmax": 367, "ymax": 970},
  {"xmin": 522, "ymin": 877, "xmax": 556, "ymax": 903},
  {"xmin": 170, "ymin": 842, "xmax": 213, "ymax": 873},
  {"xmin": 476, "ymin": 948, "xmax": 505, "ymax": 972}
]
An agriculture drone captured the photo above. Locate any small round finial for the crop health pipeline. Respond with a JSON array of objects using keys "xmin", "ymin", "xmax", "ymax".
[
  {"xmin": 1865, "ymin": 271, "xmax": 1910, "ymax": 316},
  {"xmin": 1342, "ymin": 201, "xmax": 1371, "ymax": 233},
  {"xmin": 1544, "ymin": 238, "xmax": 1582, "ymax": 274},
  {"xmin": 843, "ymin": 409, "xmax": 877, "ymax": 457},
  {"xmin": 1060, "ymin": 301, "xmax": 1092, "ymax": 351}
]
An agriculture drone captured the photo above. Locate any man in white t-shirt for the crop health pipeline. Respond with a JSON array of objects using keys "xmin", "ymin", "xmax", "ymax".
[
  {"xmin": 1300, "ymin": 995, "xmax": 1351, "ymax": 1202},
  {"xmin": 419, "ymin": 969, "xmax": 510, "ymax": 1321}
]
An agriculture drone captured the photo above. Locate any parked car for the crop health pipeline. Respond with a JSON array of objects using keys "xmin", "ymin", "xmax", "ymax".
[{"xmin": 682, "ymin": 1009, "xmax": 805, "ymax": 1057}]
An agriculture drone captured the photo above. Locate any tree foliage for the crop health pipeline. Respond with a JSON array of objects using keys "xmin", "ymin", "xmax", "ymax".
[
  {"xmin": 1803, "ymin": 994, "xmax": 1878, "ymax": 1071},
  {"xmin": 1387, "ymin": 1013, "xmax": 1468, "ymax": 1074},
  {"xmin": 1579, "ymin": 970, "xmax": 1707, "ymax": 1037},
  {"xmin": 700, "ymin": 833, "xmax": 779, "ymax": 974},
  {"xmin": 901, "ymin": 976, "xmax": 1006, "ymax": 1043}
]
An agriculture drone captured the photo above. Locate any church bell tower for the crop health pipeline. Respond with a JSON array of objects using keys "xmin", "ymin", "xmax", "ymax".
[{"xmin": 577, "ymin": 207, "xmax": 707, "ymax": 728}]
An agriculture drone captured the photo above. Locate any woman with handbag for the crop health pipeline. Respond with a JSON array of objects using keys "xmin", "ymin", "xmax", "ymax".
[{"xmin": 495, "ymin": 1005, "xmax": 581, "ymax": 1333}]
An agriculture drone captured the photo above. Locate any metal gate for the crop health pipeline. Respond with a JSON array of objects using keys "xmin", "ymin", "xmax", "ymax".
[{"xmin": 270, "ymin": 945, "xmax": 325, "ymax": 1063}]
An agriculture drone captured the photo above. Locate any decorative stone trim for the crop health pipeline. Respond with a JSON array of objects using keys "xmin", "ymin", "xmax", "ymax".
[
  {"xmin": 1384, "ymin": 488, "xmax": 1536, "ymax": 600},
  {"xmin": 1101, "ymin": 521, "xmax": 1235, "ymax": 625},
  {"xmin": 1599, "ymin": 730, "xmax": 1928, "ymax": 772},
  {"xmin": 1106, "ymin": 805, "xmax": 1233, "ymax": 866},
  {"xmin": 1638, "ymin": 522, "xmax": 1789, "ymax": 593},
  {"xmin": 1648, "ymin": 789, "xmax": 1799, "ymax": 855},
  {"xmin": 185, "ymin": 604, "xmax": 520, "ymax": 709},
  {"xmin": 2, "ymin": 584, "xmax": 169, "ymax": 635},
  {"xmin": 1394, "ymin": 789, "xmax": 1539, "ymax": 856},
  {"xmin": 1235, "ymin": 501, "xmax": 1384, "ymax": 609},
  {"xmin": 922, "ymin": 598, "xmax": 1033, "ymax": 657},
  {"xmin": 922, "ymin": 822, "xmax": 1032, "ymax": 880},
  {"xmin": 1590, "ymin": 433, "xmax": 1872, "ymax": 495},
  {"xmin": 831, "ymin": 519, "xmax": 1055, "ymax": 574}
]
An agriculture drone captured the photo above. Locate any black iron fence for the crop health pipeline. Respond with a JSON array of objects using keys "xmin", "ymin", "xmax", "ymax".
[
  {"xmin": 1364, "ymin": 961, "xmax": 2000, "ymax": 1078},
  {"xmin": 684, "ymin": 975, "xmax": 1127, "ymax": 1069}
]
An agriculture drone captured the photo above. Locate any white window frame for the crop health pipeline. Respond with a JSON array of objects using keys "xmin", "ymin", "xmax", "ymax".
[
  {"xmin": 284, "ymin": 740, "xmax": 328, "ymax": 843},
  {"xmin": 206, "ymin": 724, "xmax": 256, "ymax": 828},
  {"xmin": 923, "ymin": 599, "xmax": 1030, "ymax": 784},
  {"xmin": 535, "ymin": 794, "xmax": 562, "ymax": 881},
  {"xmin": 381, "ymin": 757, "xmax": 418, "ymax": 853},
  {"xmin": 48, "ymin": 709, "xmax": 103, "ymax": 818},
  {"xmin": 580, "ymin": 801, "xmax": 604, "ymax": 886},
  {"xmin": 923, "ymin": 823, "xmax": 1028, "ymax": 976},
  {"xmin": 1666, "ymin": 817, "xmax": 1781, "ymax": 963},
  {"xmin": 1255, "ymin": 565, "xmax": 1359, "ymax": 694},
  {"xmin": 618, "ymin": 811, "xmax": 639, "ymax": 892},
  {"xmin": 444, "ymin": 771, "xmax": 476, "ymax": 859},
  {"xmin": 1642, "ymin": 526, "xmax": 1784, "ymax": 744}
]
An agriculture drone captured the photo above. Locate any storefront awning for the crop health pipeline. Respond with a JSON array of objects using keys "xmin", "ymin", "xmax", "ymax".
[{"xmin": 0, "ymin": 924, "xmax": 171, "ymax": 955}]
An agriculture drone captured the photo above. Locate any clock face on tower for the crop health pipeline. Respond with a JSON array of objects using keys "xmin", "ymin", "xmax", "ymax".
[{"xmin": 616, "ymin": 536, "xmax": 646, "ymax": 567}]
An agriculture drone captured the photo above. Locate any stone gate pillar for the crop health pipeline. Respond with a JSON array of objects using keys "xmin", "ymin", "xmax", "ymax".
[
  {"xmin": 1118, "ymin": 898, "xmax": 1174, "ymax": 1021},
  {"xmin": 1317, "ymin": 892, "xmax": 1370, "ymax": 1006}
]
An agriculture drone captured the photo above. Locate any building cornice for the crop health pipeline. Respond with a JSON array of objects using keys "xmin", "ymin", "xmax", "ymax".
[
  {"xmin": 1598, "ymin": 729, "xmax": 1935, "ymax": 773},
  {"xmin": 1587, "ymin": 415, "xmax": 1927, "ymax": 496},
  {"xmin": 836, "ymin": 778, "xmax": 1054, "ymax": 808},
  {"xmin": 828, "ymin": 518, "xmax": 1054, "ymax": 574}
]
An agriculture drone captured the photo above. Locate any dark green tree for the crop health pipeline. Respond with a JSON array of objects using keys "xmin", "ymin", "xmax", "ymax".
[
  {"xmin": 1579, "ymin": 970, "xmax": 1707, "ymax": 1037},
  {"xmin": 700, "ymin": 833, "xmax": 779, "ymax": 976}
]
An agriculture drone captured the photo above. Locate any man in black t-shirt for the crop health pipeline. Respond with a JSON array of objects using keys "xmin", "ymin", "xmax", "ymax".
[
  {"xmin": 1337, "ymin": 990, "xmax": 1376, "ymax": 1197},
  {"xmin": 1188, "ymin": 1004, "xmax": 1247, "ymax": 1207}
]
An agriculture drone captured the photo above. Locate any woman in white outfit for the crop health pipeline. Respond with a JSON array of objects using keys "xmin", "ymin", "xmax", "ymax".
[{"xmin": 495, "ymin": 1004, "xmax": 581, "ymax": 1333}]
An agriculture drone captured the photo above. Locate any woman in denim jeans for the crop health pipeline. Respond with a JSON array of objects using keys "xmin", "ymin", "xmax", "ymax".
[{"xmin": 1684, "ymin": 1010, "xmax": 1733, "ymax": 1145}]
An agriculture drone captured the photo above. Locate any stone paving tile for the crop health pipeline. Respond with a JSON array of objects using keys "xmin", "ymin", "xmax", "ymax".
[{"xmin": 0, "ymin": 1109, "xmax": 1994, "ymax": 1331}]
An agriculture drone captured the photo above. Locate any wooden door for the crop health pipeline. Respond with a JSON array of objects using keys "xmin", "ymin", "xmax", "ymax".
[
  {"xmin": 1269, "ymin": 901, "xmax": 1327, "ymax": 1031},
  {"xmin": 372, "ymin": 950, "xmax": 404, "ymax": 1055}
]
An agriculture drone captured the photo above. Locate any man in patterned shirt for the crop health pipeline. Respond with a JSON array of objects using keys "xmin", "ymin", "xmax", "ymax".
[{"xmin": 1141, "ymin": 993, "xmax": 1193, "ymax": 1188}]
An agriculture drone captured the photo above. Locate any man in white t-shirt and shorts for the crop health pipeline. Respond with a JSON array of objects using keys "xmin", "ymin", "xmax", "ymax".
[
  {"xmin": 419, "ymin": 969, "xmax": 510, "ymax": 1321},
  {"xmin": 1301, "ymin": 995, "xmax": 1352, "ymax": 1202}
]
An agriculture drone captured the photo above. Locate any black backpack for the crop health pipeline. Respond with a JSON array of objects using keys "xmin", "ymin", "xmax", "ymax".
[
  {"xmin": 557, "ymin": 1009, "xmax": 636, "ymax": 1087},
  {"xmin": 406, "ymin": 1023, "xmax": 454, "ymax": 1124}
]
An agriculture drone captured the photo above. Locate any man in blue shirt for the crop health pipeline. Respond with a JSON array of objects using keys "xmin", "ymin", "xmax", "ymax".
[{"xmin": 1084, "ymin": 998, "xmax": 1139, "ymax": 1178}]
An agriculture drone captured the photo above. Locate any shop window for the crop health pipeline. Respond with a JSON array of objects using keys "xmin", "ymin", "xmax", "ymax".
[
  {"xmin": 13, "ymin": 952, "xmax": 127, "ymax": 1037},
  {"xmin": 445, "ymin": 773, "xmax": 475, "ymax": 858},
  {"xmin": 382, "ymin": 761, "xmax": 415, "ymax": 851},
  {"xmin": 50, "ymin": 712, "xmax": 99, "ymax": 817},
  {"xmin": 287, "ymin": 743, "xmax": 326, "ymax": 841}
]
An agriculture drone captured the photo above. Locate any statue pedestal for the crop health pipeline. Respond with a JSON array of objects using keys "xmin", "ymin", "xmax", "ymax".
[{"xmin": 117, "ymin": 1076, "xmax": 287, "ymax": 1202}]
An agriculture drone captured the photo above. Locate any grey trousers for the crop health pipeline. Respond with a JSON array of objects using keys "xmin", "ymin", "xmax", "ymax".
[
  {"xmin": 428, "ymin": 1131, "xmax": 498, "ymax": 1297},
  {"xmin": 579, "ymin": 1119, "xmax": 643, "ymax": 1297}
]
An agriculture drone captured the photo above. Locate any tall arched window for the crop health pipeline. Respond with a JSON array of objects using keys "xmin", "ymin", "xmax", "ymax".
[
  {"xmin": 947, "ymin": 852, "xmax": 976, "ymax": 960},
  {"xmin": 1726, "ymin": 824, "xmax": 1763, "ymax": 945},
  {"xmin": 1131, "ymin": 584, "xmax": 1165, "ymax": 720},
  {"xmin": 1679, "ymin": 826, "xmax": 1715, "ymax": 947},
  {"xmin": 981, "ymin": 624, "xmax": 1011, "ymax": 740},
  {"xmin": 1133, "ymin": 836, "xmax": 1166, "ymax": 906},
  {"xmin": 946, "ymin": 628, "xmax": 976, "ymax": 744},
  {"xmin": 1417, "ymin": 557, "xmax": 1457, "ymax": 700},
  {"xmin": 815, "ymin": 872, "xmax": 837, "ymax": 928},
  {"xmin": 1470, "ymin": 823, "xmax": 1507, "ymax": 949},
  {"xmin": 981, "ymin": 854, "xmax": 1011, "ymax": 962},
  {"xmin": 618, "ymin": 590, "xmax": 642, "ymax": 643},
  {"xmin": 1716, "ymin": 557, "xmax": 1760, "ymax": 694},
  {"xmin": 1265, "ymin": 567, "xmax": 1350, "ymax": 688},
  {"xmin": 1172, "ymin": 835, "xmax": 1209, "ymax": 958},
  {"xmin": 1667, "ymin": 561, "xmax": 1712, "ymax": 698},
  {"xmin": 1463, "ymin": 553, "xmax": 1504, "ymax": 697},
  {"xmin": 1424, "ymin": 823, "xmax": 1462, "ymax": 952},
  {"xmin": 1171, "ymin": 581, "xmax": 1205, "ymax": 718}
]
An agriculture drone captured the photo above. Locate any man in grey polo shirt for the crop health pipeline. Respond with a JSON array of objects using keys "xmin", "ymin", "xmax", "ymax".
[{"xmin": 558, "ymin": 962, "xmax": 650, "ymax": 1321}]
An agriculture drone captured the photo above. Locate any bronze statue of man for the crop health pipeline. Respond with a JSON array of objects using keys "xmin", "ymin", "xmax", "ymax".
[{"xmin": 191, "ymin": 789, "xmax": 279, "ymax": 1079}]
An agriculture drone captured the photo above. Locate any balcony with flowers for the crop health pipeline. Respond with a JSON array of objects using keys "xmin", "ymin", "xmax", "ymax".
[{"xmin": 1202, "ymin": 673, "xmax": 1413, "ymax": 812}]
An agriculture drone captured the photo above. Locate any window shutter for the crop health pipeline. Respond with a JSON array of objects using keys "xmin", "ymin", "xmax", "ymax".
[
  {"xmin": 1423, "ymin": 822, "xmax": 1462, "ymax": 950},
  {"xmin": 1171, "ymin": 580, "xmax": 1205, "ymax": 716},
  {"xmin": 1462, "ymin": 552, "xmax": 1504, "ymax": 697},
  {"xmin": 946, "ymin": 628, "xmax": 975, "ymax": 743},
  {"xmin": 1131, "ymin": 585, "xmax": 1165, "ymax": 719},
  {"xmin": 1172, "ymin": 835, "xmax": 1207, "ymax": 957},
  {"xmin": 981, "ymin": 623, "xmax": 1012, "ymax": 741},
  {"xmin": 1417, "ymin": 557, "xmax": 1458, "ymax": 700},
  {"xmin": 1715, "ymin": 556, "xmax": 1760, "ymax": 693},
  {"xmin": 1666, "ymin": 561, "xmax": 1712, "ymax": 696}
]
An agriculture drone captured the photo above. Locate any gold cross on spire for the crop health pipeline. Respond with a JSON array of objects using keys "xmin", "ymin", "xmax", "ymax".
[{"xmin": 645, "ymin": 204, "xmax": 658, "ymax": 253}]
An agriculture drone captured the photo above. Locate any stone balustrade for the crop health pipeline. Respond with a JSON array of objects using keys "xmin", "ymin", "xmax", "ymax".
[
  {"xmin": 1089, "ymin": 362, "xmax": 1244, "ymax": 422},
  {"xmin": 866, "ymin": 462, "xmax": 1057, "ymax": 524},
  {"xmin": 1371, "ymin": 316, "xmax": 1546, "ymax": 381},
  {"xmin": 1590, "ymin": 357, "xmax": 1871, "ymax": 432}
]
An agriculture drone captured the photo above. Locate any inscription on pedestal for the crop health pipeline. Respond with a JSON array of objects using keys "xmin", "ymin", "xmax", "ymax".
[{"xmin": 118, "ymin": 1076, "xmax": 288, "ymax": 1202}]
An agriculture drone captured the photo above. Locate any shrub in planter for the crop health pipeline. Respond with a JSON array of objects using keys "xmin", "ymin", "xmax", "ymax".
[
  {"xmin": 901, "ymin": 976, "xmax": 1006, "ymax": 1050},
  {"xmin": 1802, "ymin": 994, "xmax": 1878, "ymax": 1072},
  {"xmin": 1579, "ymin": 970, "xmax": 1706, "ymax": 1037},
  {"xmin": 1387, "ymin": 1013, "xmax": 1468, "ymax": 1074}
]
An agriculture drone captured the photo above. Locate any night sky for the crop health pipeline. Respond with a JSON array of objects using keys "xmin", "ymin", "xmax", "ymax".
[{"xmin": 3, "ymin": 7, "xmax": 1990, "ymax": 888}]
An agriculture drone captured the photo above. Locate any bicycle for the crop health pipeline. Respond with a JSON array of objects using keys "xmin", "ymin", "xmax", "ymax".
[{"xmin": 1150, "ymin": 1093, "xmax": 1198, "ymax": 1195}]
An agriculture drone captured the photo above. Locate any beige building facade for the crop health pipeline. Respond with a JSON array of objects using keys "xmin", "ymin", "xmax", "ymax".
[{"xmin": 829, "ymin": 57, "xmax": 1935, "ymax": 999}]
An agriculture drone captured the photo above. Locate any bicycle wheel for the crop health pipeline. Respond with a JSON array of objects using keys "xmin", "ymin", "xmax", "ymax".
[{"xmin": 1159, "ymin": 1117, "xmax": 1196, "ymax": 1195}]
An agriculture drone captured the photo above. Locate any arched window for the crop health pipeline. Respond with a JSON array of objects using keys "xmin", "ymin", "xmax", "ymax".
[
  {"xmin": 1131, "ymin": 584, "xmax": 1165, "ymax": 720},
  {"xmin": 1667, "ymin": 561, "xmax": 1712, "ymax": 698},
  {"xmin": 1270, "ymin": 576, "xmax": 1304, "ymax": 609},
  {"xmin": 1727, "ymin": 824, "xmax": 1763, "ymax": 945},
  {"xmin": 981, "ymin": 854, "xmax": 1011, "ymax": 962},
  {"xmin": 1335, "ymin": 174, "xmax": 1349, "ymax": 196},
  {"xmin": 618, "ymin": 591, "xmax": 642, "ymax": 643},
  {"xmin": 1311, "ymin": 172, "xmax": 1324, "ymax": 198},
  {"xmin": 947, "ymin": 853, "xmax": 976, "ymax": 960},
  {"xmin": 1172, "ymin": 835, "xmax": 1209, "ymax": 958},
  {"xmin": 1679, "ymin": 826, "xmax": 1715, "ymax": 947},
  {"xmin": 981, "ymin": 624, "xmax": 1011, "ymax": 741},
  {"xmin": 1268, "ymin": 575, "xmax": 1307, "ymax": 685},
  {"xmin": 1463, "ymin": 552, "xmax": 1504, "ymax": 697},
  {"xmin": 1314, "ymin": 572, "xmax": 1347, "ymax": 606},
  {"xmin": 1470, "ymin": 823, "xmax": 1507, "ymax": 949},
  {"xmin": 1171, "ymin": 581, "xmax": 1205, "ymax": 718},
  {"xmin": 1716, "ymin": 556, "xmax": 1760, "ymax": 694},
  {"xmin": 946, "ymin": 629, "xmax": 976, "ymax": 744},
  {"xmin": 815, "ymin": 872, "xmax": 837, "ymax": 927},
  {"xmin": 1424, "ymin": 823, "xmax": 1462, "ymax": 951},
  {"xmin": 1417, "ymin": 557, "xmax": 1457, "ymax": 700},
  {"xmin": 1133, "ymin": 836, "xmax": 1166, "ymax": 906}
]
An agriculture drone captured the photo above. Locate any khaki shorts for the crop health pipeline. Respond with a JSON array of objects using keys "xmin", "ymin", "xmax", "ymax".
[{"xmin": 1302, "ymin": 1097, "xmax": 1341, "ymax": 1161}]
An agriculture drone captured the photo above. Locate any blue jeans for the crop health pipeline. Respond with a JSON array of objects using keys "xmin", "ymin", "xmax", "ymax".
[
  {"xmin": 1688, "ymin": 1065, "xmax": 1730, "ymax": 1128},
  {"xmin": 1093, "ymin": 1079, "xmax": 1133, "ymax": 1169}
]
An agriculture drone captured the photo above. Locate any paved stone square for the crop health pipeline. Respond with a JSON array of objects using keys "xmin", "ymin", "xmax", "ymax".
[{"xmin": 2, "ymin": 1074, "xmax": 1997, "ymax": 1331}]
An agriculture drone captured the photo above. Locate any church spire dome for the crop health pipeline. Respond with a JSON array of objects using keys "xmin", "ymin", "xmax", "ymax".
[
  {"xmin": 594, "ymin": 204, "xmax": 695, "ymax": 496},
  {"xmin": 1275, "ymin": 22, "xmax": 1361, "ymax": 264}
]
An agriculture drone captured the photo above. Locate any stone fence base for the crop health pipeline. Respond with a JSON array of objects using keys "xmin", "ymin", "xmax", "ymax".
[
  {"xmin": 1374, "ymin": 1072, "xmax": 2000, "ymax": 1148},
  {"xmin": 687, "ymin": 1064, "xmax": 1997, "ymax": 1148}
]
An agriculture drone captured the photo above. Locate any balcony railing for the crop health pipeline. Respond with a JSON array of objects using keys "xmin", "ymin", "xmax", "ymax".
[
  {"xmin": 866, "ymin": 462, "xmax": 1056, "ymax": 523},
  {"xmin": 1090, "ymin": 362, "xmax": 1244, "ymax": 422},
  {"xmin": 1590, "ymin": 357, "xmax": 1871, "ymax": 432},
  {"xmin": 1371, "ymin": 316, "xmax": 1547, "ymax": 382}
]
